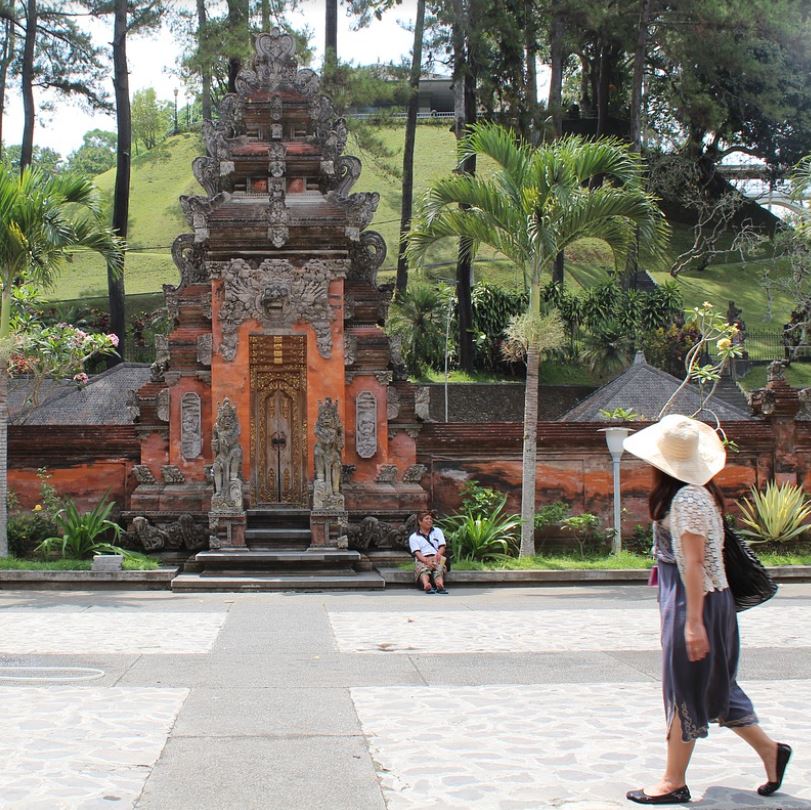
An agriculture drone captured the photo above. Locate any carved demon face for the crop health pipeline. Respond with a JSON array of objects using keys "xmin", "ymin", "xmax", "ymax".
[{"xmin": 261, "ymin": 281, "xmax": 291, "ymax": 314}]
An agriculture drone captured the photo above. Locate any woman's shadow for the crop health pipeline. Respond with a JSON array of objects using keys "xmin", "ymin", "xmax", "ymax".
[{"xmin": 691, "ymin": 785, "xmax": 811, "ymax": 809}]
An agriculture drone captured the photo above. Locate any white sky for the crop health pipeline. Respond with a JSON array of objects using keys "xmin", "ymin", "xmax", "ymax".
[{"xmin": 2, "ymin": 1, "xmax": 419, "ymax": 156}]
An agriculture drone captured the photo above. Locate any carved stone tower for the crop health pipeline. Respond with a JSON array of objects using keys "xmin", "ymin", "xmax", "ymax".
[{"xmin": 128, "ymin": 31, "xmax": 426, "ymax": 581}]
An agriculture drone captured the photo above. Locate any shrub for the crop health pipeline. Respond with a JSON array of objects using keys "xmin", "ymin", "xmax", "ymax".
[
  {"xmin": 35, "ymin": 497, "xmax": 127, "ymax": 560},
  {"xmin": 737, "ymin": 482, "xmax": 811, "ymax": 544},
  {"xmin": 8, "ymin": 511, "xmax": 60, "ymax": 558},
  {"xmin": 458, "ymin": 479, "xmax": 505, "ymax": 518},
  {"xmin": 445, "ymin": 488, "xmax": 521, "ymax": 562},
  {"xmin": 561, "ymin": 513, "xmax": 605, "ymax": 557},
  {"xmin": 534, "ymin": 501, "xmax": 570, "ymax": 530}
]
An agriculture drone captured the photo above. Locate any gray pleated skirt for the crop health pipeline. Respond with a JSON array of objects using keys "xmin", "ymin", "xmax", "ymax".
[{"xmin": 658, "ymin": 560, "xmax": 758, "ymax": 741}]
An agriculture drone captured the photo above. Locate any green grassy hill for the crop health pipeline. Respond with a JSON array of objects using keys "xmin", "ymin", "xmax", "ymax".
[
  {"xmin": 44, "ymin": 124, "xmax": 797, "ymax": 344},
  {"xmin": 44, "ymin": 133, "xmax": 202, "ymax": 300}
]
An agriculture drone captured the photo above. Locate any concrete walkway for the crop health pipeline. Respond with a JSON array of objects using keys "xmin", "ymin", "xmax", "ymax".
[{"xmin": 1, "ymin": 584, "xmax": 811, "ymax": 809}]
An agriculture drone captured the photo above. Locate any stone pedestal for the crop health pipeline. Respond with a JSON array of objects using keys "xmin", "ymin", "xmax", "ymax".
[
  {"xmin": 310, "ymin": 509, "xmax": 347, "ymax": 548},
  {"xmin": 208, "ymin": 511, "xmax": 247, "ymax": 549}
]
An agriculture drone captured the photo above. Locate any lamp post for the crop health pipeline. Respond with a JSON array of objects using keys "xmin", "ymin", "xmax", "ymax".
[
  {"xmin": 173, "ymin": 88, "xmax": 179, "ymax": 135},
  {"xmin": 601, "ymin": 426, "xmax": 631, "ymax": 554}
]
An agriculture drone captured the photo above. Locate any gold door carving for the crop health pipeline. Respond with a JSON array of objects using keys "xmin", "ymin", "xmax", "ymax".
[{"xmin": 250, "ymin": 335, "xmax": 307, "ymax": 505}]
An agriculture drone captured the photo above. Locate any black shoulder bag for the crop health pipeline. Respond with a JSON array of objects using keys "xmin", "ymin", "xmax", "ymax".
[{"xmin": 723, "ymin": 523, "xmax": 778, "ymax": 612}]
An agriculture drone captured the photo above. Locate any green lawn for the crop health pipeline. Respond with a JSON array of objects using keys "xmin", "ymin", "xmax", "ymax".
[
  {"xmin": 0, "ymin": 555, "xmax": 160, "ymax": 570},
  {"xmin": 400, "ymin": 549, "xmax": 811, "ymax": 570},
  {"xmin": 44, "ymin": 132, "xmax": 202, "ymax": 301}
]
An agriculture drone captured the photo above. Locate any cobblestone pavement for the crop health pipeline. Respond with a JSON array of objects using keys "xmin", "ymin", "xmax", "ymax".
[
  {"xmin": 329, "ymin": 603, "xmax": 811, "ymax": 654},
  {"xmin": 0, "ymin": 586, "xmax": 809, "ymax": 809},
  {"xmin": 351, "ymin": 681, "xmax": 811, "ymax": 809}
]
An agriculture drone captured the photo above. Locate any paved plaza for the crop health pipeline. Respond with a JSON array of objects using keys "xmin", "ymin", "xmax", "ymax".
[{"xmin": 1, "ymin": 584, "xmax": 810, "ymax": 809}]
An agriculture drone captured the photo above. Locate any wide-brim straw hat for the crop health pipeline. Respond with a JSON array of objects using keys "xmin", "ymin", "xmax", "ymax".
[{"xmin": 622, "ymin": 414, "xmax": 726, "ymax": 486}]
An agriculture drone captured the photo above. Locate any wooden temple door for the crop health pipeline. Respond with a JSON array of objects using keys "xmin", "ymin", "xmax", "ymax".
[{"xmin": 249, "ymin": 335, "xmax": 308, "ymax": 506}]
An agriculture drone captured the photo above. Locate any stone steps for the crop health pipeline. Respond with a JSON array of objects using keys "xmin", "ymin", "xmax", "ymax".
[{"xmin": 171, "ymin": 570, "xmax": 385, "ymax": 591}]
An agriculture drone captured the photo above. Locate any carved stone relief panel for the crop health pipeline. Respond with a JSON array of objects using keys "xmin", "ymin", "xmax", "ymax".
[
  {"xmin": 344, "ymin": 333, "xmax": 357, "ymax": 367},
  {"xmin": 196, "ymin": 334, "xmax": 213, "ymax": 366},
  {"xmin": 355, "ymin": 391, "xmax": 378, "ymax": 459},
  {"xmin": 181, "ymin": 392, "xmax": 202, "ymax": 460},
  {"xmin": 212, "ymin": 257, "xmax": 348, "ymax": 361},
  {"xmin": 387, "ymin": 387, "xmax": 400, "ymax": 420},
  {"xmin": 156, "ymin": 389, "xmax": 170, "ymax": 422}
]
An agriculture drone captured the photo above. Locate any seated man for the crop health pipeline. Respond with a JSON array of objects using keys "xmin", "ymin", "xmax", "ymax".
[{"xmin": 408, "ymin": 511, "xmax": 448, "ymax": 594}]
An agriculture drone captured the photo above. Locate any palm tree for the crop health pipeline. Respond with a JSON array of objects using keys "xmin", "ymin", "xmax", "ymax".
[
  {"xmin": 0, "ymin": 165, "xmax": 125, "ymax": 556},
  {"xmin": 407, "ymin": 123, "xmax": 668, "ymax": 556}
]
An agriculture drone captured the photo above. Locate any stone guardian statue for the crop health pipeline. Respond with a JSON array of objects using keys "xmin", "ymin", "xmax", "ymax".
[{"xmin": 211, "ymin": 398, "xmax": 243, "ymax": 511}]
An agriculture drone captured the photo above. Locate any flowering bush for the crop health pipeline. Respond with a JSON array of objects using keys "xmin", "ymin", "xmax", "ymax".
[{"xmin": 7, "ymin": 323, "xmax": 119, "ymax": 404}]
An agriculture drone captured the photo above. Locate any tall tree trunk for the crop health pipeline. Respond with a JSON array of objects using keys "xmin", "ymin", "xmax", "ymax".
[
  {"xmin": 548, "ymin": 2, "xmax": 566, "ymax": 284},
  {"xmin": 325, "ymin": 0, "xmax": 338, "ymax": 73},
  {"xmin": 596, "ymin": 41, "xmax": 609, "ymax": 137},
  {"xmin": 197, "ymin": 0, "xmax": 212, "ymax": 120},
  {"xmin": 226, "ymin": 0, "xmax": 249, "ymax": 94},
  {"xmin": 519, "ymin": 277, "xmax": 542, "ymax": 557},
  {"xmin": 448, "ymin": 0, "xmax": 476, "ymax": 373},
  {"xmin": 261, "ymin": 0, "xmax": 270, "ymax": 31},
  {"xmin": 20, "ymin": 0, "xmax": 37, "ymax": 171},
  {"xmin": 109, "ymin": 0, "xmax": 130, "ymax": 365},
  {"xmin": 547, "ymin": 2, "xmax": 564, "ymax": 139},
  {"xmin": 523, "ymin": 0, "xmax": 539, "ymax": 143},
  {"xmin": 0, "ymin": 14, "xmax": 15, "ymax": 160},
  {"xmin": 624, "ymin": 0, "xmax": 651, "ymax": 287},
  {"xmin": 629, "ymin": 0, "xmax": 651, "ymax": 153},
  {"xmin": 395, "ymin": 0, "xmax": 426, "ymax": 294}
]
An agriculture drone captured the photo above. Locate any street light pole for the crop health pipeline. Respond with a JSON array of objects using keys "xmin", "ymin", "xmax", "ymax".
[{"xmin": 601, "ymin": 426, "xmax": 631, "ymax": 555}]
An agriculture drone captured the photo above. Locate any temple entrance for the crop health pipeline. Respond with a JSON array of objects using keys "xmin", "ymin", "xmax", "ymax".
[{"xmin": 250, "ymin": 335, "xmax": 307, "ymax": 506}]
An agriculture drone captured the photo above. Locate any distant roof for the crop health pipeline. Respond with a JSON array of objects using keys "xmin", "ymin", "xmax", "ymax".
[
  {"xmin": 559, "ymin": 352, "xmax": 751, "ymax": 422},
  {"xmin": 10, "ymin": 363, "xmax": 152, "ymax": 425}
]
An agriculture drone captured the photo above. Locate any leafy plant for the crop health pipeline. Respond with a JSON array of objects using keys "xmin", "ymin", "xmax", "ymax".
[
  {"xmin": 458, "ymin": 480, "xmax": 504, "ymax": 518},
  {"xmin": 534, "ymin": 501, "xmax": 571, "ymax": 530},
  {"xmin": 737, "ymin": 482, "xmax": 811, "ymax": 544},
  {"xmin": 561, "ymin": 513, "xmax": 604, "ymax": 558},
  {"xmin": 34, "ymin": 497, "xmax": 127, "ymax": 560},
  {"xmin": 599, "ymin": 407, "xmax": 640, "ymax": 421},
  {"xmin": 445, "ymin": 489, "xmax": 521, "ymax": 562}
]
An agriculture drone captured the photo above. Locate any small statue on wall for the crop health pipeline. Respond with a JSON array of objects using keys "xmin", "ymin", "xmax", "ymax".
[
  {"xmin": 211, "ymin": 398, "xmax": 243, "ymax": 511},
  {"xmin": 313, "ymin": 398, "xmax": 344, "ymax": 509}
]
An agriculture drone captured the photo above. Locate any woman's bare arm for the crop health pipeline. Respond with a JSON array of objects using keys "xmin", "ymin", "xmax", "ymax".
[{"xmin": 681, "ymin": 530, "xmax": 709, "ymax": 661}]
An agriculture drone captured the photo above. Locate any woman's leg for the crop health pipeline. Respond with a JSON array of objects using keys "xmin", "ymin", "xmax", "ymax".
[
  {"xmin": 645, "ymin": 712, "xmax": 696, "ymax": 794},
  {"xmin": 730, "ymin": 725, "xmax": 778, "ymax": 782}
]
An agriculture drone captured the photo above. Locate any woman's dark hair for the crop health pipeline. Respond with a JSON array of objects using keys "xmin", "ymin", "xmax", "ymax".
[{"xmin": 649, "ymin": 468, "xmax": 725, "ymax": 521}]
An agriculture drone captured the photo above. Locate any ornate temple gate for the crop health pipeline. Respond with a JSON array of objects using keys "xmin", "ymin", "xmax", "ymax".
[{"xmin": 249, "ymin": 335, "xmax": 307, "ymax": 506}]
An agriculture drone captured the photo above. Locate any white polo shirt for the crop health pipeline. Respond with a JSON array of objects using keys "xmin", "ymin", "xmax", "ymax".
[{"xmin": 408, "ymin": 527, "xmax": 446, "ymax": 558}]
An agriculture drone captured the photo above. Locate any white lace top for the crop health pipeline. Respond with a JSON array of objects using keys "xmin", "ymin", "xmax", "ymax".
[{"xmin": 660, "ymin": 484, "xmax": 728, "ymax": 594}]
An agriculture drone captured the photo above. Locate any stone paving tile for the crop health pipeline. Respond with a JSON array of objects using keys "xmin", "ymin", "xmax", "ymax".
[
  {"xmin": 0, "ymin": 611, "xmax": 227, "ymax": 655},
  {"xmin": 0, "ymin": 686, "xmax": 188, "ymax": 810},
  {"xmin": 330, "ymin": 604, "xmax": 811, "ymax": 654},
  {"xmin": 351, "ymin": 680, "xmax": 811, "ymax": 810}
]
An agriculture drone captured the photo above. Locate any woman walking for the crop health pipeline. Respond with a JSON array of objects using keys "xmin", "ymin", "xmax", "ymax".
[{"xmin": 623, "ymin": 414, "xmax": 791, "ymax": 805}]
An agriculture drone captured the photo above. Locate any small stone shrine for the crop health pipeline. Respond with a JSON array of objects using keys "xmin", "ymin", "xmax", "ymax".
[{"xmin": 127, "ymin": 30, "xmax": 426, "ymax": 585}]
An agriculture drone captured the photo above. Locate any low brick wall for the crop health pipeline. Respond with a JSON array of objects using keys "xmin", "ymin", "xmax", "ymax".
[{"xmin": 416, "ymin": 420, "xmax": 787, "ymax": 536}]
